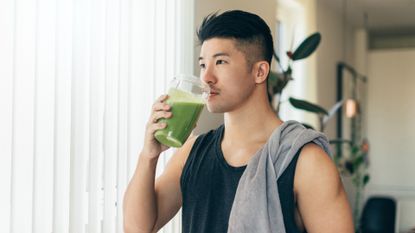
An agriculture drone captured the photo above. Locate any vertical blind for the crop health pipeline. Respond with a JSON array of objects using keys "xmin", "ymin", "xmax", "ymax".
[{"xmin": 0, "ymin": 0, "xmax": 194, "ymax": 232}]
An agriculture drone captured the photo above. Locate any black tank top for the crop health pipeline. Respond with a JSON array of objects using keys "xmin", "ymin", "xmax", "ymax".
[{"xmin": 180, "ymin": 125, "xmax": 303, "ymax": 233}]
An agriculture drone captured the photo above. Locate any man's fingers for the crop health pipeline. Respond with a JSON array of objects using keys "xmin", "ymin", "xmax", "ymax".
[
  {"xmin": 152, "ymin": 102, "xmax": 170, "ymax": 112},
  {"xmin": 150, "ymin": 111, "xmax": 172, "ymax": 124},
  {"xmin": 152, "ymin": 95, "xmax": 170, "ymax": 112},
  {"xmin": 155, "ymin": 94, "xmax": 169, "ymax": 107},
  {"xmin": 148, "ymin": 122, "xmax": 167, "ymax": 135},
  {"xmin": 156, "ymin": 94, "xmax": 168, "ymax": 102}
]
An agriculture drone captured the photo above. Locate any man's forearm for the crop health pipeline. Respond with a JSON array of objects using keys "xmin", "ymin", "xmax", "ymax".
[{"xmin": 123, "ymin": 152, "xmax": 159, "ymax": 233}]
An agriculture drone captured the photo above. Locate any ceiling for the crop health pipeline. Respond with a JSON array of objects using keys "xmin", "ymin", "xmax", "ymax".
[{"xmin": 320, "ymin": 0, "xmax": 415, "ymax": 35}]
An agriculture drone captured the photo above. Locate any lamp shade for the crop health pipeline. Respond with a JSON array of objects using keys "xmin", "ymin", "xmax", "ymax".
[{"xmin": 345, "ymin": 99, "xmax": 359, "ymax": 118}]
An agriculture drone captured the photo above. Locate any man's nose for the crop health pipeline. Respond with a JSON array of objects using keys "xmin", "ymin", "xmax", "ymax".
[{"xmin": 201, "ymin": 66, "xmax": 216, "ymax": 85}]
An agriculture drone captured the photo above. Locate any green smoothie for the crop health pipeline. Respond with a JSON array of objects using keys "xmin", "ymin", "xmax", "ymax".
[{"xmin": 155, "ymin": 88, "xmax": 205, "ymax": 148}]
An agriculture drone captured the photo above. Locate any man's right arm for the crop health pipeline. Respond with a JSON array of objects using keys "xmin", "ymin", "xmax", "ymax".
[
  {"xmin": 123, "ymin": 94, "xmax": 197, "ymax": 233},
  {"xmin": 123, "ymin": 136, "xmax": 196, "ymax": 233},
  {"xmin": 123, "ymin": 151, "xmax": 160, "ymax": 233}
]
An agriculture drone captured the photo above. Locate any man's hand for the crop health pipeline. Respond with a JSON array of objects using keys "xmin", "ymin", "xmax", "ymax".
[
  {"xmin": 123, "ymin": 93, "xmax": 196, "ymax": 233},
  {"xmin": 142, "ymin": 94, "xmax": 172, "ymax": 158}
]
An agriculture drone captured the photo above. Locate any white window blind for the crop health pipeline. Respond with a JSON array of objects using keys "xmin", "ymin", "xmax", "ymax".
[{"xmin": 0, "ymin": 0, "xmax": 194, "ymax": 232}]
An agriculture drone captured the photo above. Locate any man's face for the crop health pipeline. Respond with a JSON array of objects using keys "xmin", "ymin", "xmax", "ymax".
[{"xmin": 199, "ymin": 38, "xmax": 256, "ymax": 113}]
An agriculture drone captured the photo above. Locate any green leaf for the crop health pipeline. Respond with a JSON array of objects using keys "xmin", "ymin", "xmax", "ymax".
[
  {"xmin": 363, "ymin": 175, "xmax": 370, "ymax": 185},
  {"xmin": 289, "ymin": 97, "xmax": 328, "ymax": 115},
  {"xmin": 268, "ymin": 71, "xmax": 290, "ymax": 95},
  {"xmin": 285, "ymin": 66, "xmax": 292, "ymax": 75},
  {"xmin": 353, "ymin": 155, "xmax": 364, "ymax": 169},
  {"xmin": 351, "ymin": 145, "xmax": 360, "ymax": 155},
  {"xmin": 291, "ymin": 32, "xmax": 321, "ymax": 61},
  {"xmin": 268, "ymin": 71, "xmax": 278, "ymax": 86}
]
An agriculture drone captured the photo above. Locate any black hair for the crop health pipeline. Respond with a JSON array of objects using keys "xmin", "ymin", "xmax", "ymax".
[{"xmin": 197, "ymin": 10, "xmax": 274, "ymax": 67}]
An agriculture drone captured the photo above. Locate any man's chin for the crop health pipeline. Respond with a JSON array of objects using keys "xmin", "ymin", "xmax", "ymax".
[{"xmin": 206, "ymin": 105, "xmax": 223, "ymax": 114}]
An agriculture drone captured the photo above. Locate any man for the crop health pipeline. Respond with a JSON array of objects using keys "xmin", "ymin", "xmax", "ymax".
[{"xmin": 123, "ymin": 10, "xmax": 353, "ymax": 233}]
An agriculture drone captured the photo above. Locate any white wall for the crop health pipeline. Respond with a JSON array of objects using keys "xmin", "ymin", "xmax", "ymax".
[
  {"xmin": 193, "ymin": 0, "xmax": 277, "ymax": 134},
  {"xmin": 315, "ymin": 0, "xmax": 356, "ymax": 139},
  {"xmin": 367, "ymin": 49, "xmax": 415, "ymax": 188},
  {"xmin": 314, "ymin": 0, "xmax": 368, "ymax": 218},
  {"xmin": 366, "ymin": 48, "xmax": 415, "ymax": 232}
]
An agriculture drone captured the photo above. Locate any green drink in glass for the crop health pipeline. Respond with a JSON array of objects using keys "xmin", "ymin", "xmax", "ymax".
[{"xmin": 155, "ymin": 75, "xmax": 208, "ymax": 148}]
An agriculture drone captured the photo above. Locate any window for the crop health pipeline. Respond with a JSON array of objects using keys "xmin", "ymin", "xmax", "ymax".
[
  {"xmin": 0, "ymin": 0, "xmax": 193, "ymax": 232},
  {"xmin": 275, "ymin": 0, "xmax": 312, "ymax": 124}
]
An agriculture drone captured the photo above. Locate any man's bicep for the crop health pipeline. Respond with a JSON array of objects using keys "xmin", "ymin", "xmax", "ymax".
[
  {"xmin": 294, "ymin": 143, "xmax": 354, "ymax": 233},
  {"xmin": 152, "ymin": 135, "xmax": 197, "ymax": 232}
]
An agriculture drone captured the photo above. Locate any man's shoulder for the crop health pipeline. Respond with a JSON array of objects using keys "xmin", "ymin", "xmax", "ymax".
[
  {"xmin": 297, "ymin": 143, "xmax": 334, "ymax": 173},
  {"xmin": 294, "ymin": 142, "xmax": 340, "ymax": 194}
]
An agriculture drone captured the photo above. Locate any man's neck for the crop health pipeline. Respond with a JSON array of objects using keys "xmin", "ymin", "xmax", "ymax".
[{"xmin": 223, "ymin": 98, "xmax": 283, "ymax": 145}]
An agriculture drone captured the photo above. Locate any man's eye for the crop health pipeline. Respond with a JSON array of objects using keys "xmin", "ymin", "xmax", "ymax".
[
  {"xmin": 216, "ymin": 60, "xmax": 227, "ymax": 65},
  {"xmin": 199, "ymin": 63, "xmax": 206, "ymax": 69}
]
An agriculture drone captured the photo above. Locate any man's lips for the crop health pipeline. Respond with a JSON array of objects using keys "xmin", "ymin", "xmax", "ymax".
[
  {"xmin": 209, "ymin": 91, "xmax": 219, "ymax": 97},
  {"xmin": 208, "ymin": 87, "xmax": 219, "ymax": 95},
  {"xmin": 206, "ymin": 86, "xmax": 219, "ymax": 99},
  {"xmin": 206, "ymin": 91, "xmax": 218, "ymax": 101}
]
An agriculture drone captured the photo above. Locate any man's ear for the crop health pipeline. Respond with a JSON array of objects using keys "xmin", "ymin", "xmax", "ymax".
[{"xmin": 253, "ymin": 61, "xmax": 270, "ymax": 84}]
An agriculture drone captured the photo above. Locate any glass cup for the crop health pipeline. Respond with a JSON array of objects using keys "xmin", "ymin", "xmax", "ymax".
[{"xmin": 154, "ymin": 75, "xmax": 209, "ymax": 148}]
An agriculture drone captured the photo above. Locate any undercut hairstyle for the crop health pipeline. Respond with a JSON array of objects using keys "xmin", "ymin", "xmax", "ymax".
[{"xmin": 197, "ymin": 10, "xmax": 274, "ymax": 69}]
